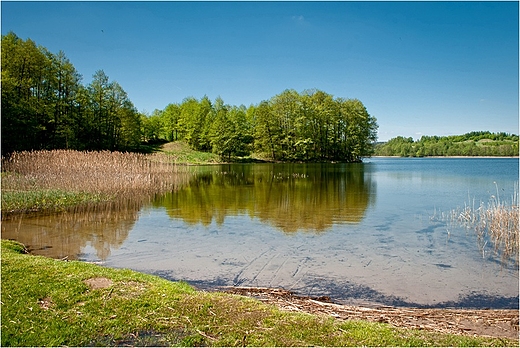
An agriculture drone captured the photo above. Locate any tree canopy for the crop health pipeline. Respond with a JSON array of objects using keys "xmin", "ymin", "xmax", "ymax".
[
  {"xmin": 2, "ymin": 32, "xmax": 379, "ymax": 162},
  {"xmin": 4, "ymin": 32, "xmax": 518, "ymax": 161},
  {"xmin": 155, "ymin": 89, "xmax": 378, "ymax": 162},
  {"xmin": 1, "ymin": 32, "xmax": 141, "ymax": 154}
]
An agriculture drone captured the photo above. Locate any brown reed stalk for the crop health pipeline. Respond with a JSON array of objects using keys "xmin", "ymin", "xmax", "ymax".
[
  {"xmin": 441, "ymin": 184, "xmax": 519, "ymax": 266},
  {"xmin": 1, "ymin": 150, "xmax": 192, "ymax": 198}
]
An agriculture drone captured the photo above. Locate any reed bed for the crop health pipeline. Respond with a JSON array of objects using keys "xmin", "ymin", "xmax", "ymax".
[
  {"xmin": 438, "ymin": 185, "xmax": 519, "ymax": 266},
  {"xmin": 1, "ymin": 150, "xmax": 191, "ymax": 214}
]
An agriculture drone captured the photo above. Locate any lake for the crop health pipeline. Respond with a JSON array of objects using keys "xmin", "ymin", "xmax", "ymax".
[{"xmin": 2, "ymin": 157, "xmax": 518, "ymax": 308}]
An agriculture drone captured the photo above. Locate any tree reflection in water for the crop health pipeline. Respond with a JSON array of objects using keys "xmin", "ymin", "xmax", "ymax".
[
  {"xmin": 2, "ymin": 163, "xmax": 375, "ymax": 260},
  {"xmin": 154, "ymin": 163, "xmax": 376, "ymax": 233},
  {"xmin": 2, "ymin": 199, "xmax": 144, "ymax": 260}
]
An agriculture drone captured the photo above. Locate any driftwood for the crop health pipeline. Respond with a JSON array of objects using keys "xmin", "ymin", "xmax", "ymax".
[{"xmin": 223, "ymin": 286, "xmax": 519, "ymax": 340}]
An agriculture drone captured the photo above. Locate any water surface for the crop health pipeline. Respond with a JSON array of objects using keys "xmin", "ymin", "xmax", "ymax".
[{"xmin": 3, "ymin": 158, "xmax": 518, "ymax": 308}]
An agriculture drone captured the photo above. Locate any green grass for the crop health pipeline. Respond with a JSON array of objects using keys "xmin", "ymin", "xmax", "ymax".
[
  {"xmin": 1, "ymin": 240, "xmax": 515, "ymax": 347},
  {"xmin": 1, "ymin": 189, "xmax": 112, "ymax": 214},
  {"xmin": 160, "ymin": 141, "xmax": 222, "ymax": 165},
  {"xmin": 159, "ymin": 141, "xmax": 271, "ymax": 164}
]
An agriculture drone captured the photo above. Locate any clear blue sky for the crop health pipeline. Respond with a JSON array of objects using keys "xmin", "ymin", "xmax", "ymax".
[{"xmin": 2, "ymin": 1, "xmax": 518, "ymax": 141}]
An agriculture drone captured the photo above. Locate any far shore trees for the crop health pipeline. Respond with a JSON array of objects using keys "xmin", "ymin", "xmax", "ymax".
[{"xmin": 375, "ymin": 132, "xmax": 519, "ymax": 157}]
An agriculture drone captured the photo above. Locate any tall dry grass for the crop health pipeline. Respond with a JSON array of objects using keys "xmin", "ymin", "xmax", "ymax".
[
  {"xmin": 2, "ymin": 150, "xmax": 190, "ymax": 195},
  {"xmin": 442, "ymin": 184, "xmax": 519, "ymax": 265}
]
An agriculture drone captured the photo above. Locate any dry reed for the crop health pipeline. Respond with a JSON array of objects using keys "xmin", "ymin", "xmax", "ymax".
[
  {"xmin": 1, "ymin": 150, "xmax": 192, "ymax": 214},
  {"xmin": 439, "ymin": 184, "xmax": 519, "ymax": 266}
]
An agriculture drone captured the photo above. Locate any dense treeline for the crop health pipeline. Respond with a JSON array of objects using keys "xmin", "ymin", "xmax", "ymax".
[
  {"xmin": 375, "ymin": 131, "xmax": 519, "ymax": 157},
  {"xmin": 2, "ymin": 32, "xmax": 378, "ymax": 162},
  {"xmin": 2, "ymin": 32, "xmax": 141, "ymax": 154},
  {"xmin": 153, "ymin": 90, "xmax": 378, "ymax": 162},
  {"xmin": 5, "ymin": 32, "xmax": 518, "ymax": 162}
]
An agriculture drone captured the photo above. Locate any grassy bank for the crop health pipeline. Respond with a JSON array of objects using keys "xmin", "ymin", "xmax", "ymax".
[
  {"xmin": 1, "ymin": 240, "xmax": 515, "ymax": 347},
  {"xmin": 159, "ymin": 141, "xmax": 270, "ymax": 164},
  {"xmin": 159, "ymin": 141, "xmax": 223, "ymax": 164}
]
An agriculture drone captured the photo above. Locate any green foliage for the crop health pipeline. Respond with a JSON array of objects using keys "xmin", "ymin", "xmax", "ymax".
[
  {"xmin": 375, "ymin": 132, "xmax": 519, "ymax": 157},
  {"xmin": 5, "ymin": 32, "xmax": 515, "ymax": 162},
  {"xmin": 1, "ymin": 188, "xmax": 110, "ymax": 213},
  {"xmin": 162, "ymin": 103, "xmax": 182, "ymax": 141},
  {"xmin": 2, "ymin": 32, "xmax": 376, "ymax": 162},
  {"xmin": 140, "ymin": 110, "xmax": 163, "ymax": 142},
  {"xmin": 2, "ymin": 240, "xmax": 514, "ymax": 347},
  {"xmin": 252, "ymin": 89, "xmax": 378, "ymax": 162},
  {"xmin": 210, "ymin": 102, "xmax": 253, "ymax": 160},
  {"xmin": 86, "ymin": 70, "xmax": 141, "ymax": 150},
  {"xmin": 1, "ymin": 32, "xmax": 141, "ymax": 154},
  {"xmin": 156, "ymin": 90, "xmax": 378, "ymax": 162}
]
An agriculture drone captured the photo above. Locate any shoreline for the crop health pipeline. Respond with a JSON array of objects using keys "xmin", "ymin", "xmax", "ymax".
[
  {"xmin": 4, "ymin": 240, "xmax": 517, "ymax": 346},
  {"xmin": 223, "ymin": 286, "xmax": 519, "ymax": 339},
  {"xmin": 370, "ymin": 156, "xmax": 519, "ymax": 159}
]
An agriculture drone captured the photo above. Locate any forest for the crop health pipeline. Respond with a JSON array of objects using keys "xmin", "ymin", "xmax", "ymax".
[
  {"xmin": 152, "ymin": 90, "xmax": 378, "ymax": 162},
  {"xmin": 2, "ymin": 32, "xmax": 141, "ymax": 153},
  {"xmin": 5, "ymin": 32, "xmax": 517, "ymax": 161},
  {"xmin": 374, "ymin": 132, "xmax": 519, "ymax": 157},
  {"xmin": 1, "ymin": 32, "xmax": 378, "ymax": 162}
]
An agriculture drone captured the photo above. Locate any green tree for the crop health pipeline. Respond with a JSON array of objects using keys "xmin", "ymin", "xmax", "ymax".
[
  {"xmin": 375, "ymin": 132, "xmax": 519, "ymax": 157},
  {"xmin": 177, "ymin": 97, "xmax": 212, "ymax": 151},
  {"xmin": 85, "ymin": 70, "xmax": 141, "ymax": 150},
  {"xmin": 112, "ymin": 85, "xmax": 141, "ymax": 149},
  {"xmin": 227, "ymin": 105, "xmax": 253, "ymax": 157},
  {"xmin": 1, "ymin": 32, "xmax": 142, "ymax": 153},
  {"xmin": 270, "ymin": 89, "xmax": 301, "ymax": 160},
  {"xmin": 87, "ymin": 70, "xmax": 112, "ymax": 149},
  {"xmin": 141, "ymin": 110, "xmax": 163, "ymax": 142},
  {"xmin": 252, "ymin": 90, "xmax": 378, "ymax": 162},
  {"xmin": 209, "ymin": 98, "xmax": 233, "ymax": 159},
  {"xmin": 47, "ymin": 50, "xmax": 83, "ymax": 149},
  {"xmin": 162, "ymin": 103, "xmax": 181, "ymax": 141},
  {"xmin": 254, "ymin": 101, "xmax": 281, "ymax": 160},
  {"xmin": 1, "ymin": 32, "xmax": 51, "ymax": 152},
  {"xmin": 197, "ymin": 96, "xmax": 215, "ymax": 151}
]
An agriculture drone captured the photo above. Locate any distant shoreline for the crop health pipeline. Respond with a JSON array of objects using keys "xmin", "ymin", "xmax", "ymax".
[{"xmin": 370, "ymin": 156, "xmax": 519, "ymax": 159}]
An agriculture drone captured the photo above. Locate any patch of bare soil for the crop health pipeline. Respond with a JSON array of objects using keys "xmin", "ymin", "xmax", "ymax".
[
  {"xmin": 38, "ymin": 297, "xmax": 53, "ymax": 310},
  {"xmin": 224, "ymin": 286, "xmax": 519, "ymax": 340},
  {"xmin": 84, "ymin": 277, "xmax": 113, "ymax": 290}
]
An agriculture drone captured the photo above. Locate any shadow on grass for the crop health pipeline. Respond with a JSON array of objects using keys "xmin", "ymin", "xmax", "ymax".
[
  {"xmin": 133, "ymin": 139, "xmax": 170, "ymax": 154},
  {"xmin": 89, "ymin": 329, "xmax": 201, "ymax": 347}
]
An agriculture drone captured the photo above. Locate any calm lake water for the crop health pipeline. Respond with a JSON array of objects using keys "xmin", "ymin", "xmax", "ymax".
[{"xmin": 3, "ymin": 158, "xmax": 519, "ymax": 308}]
